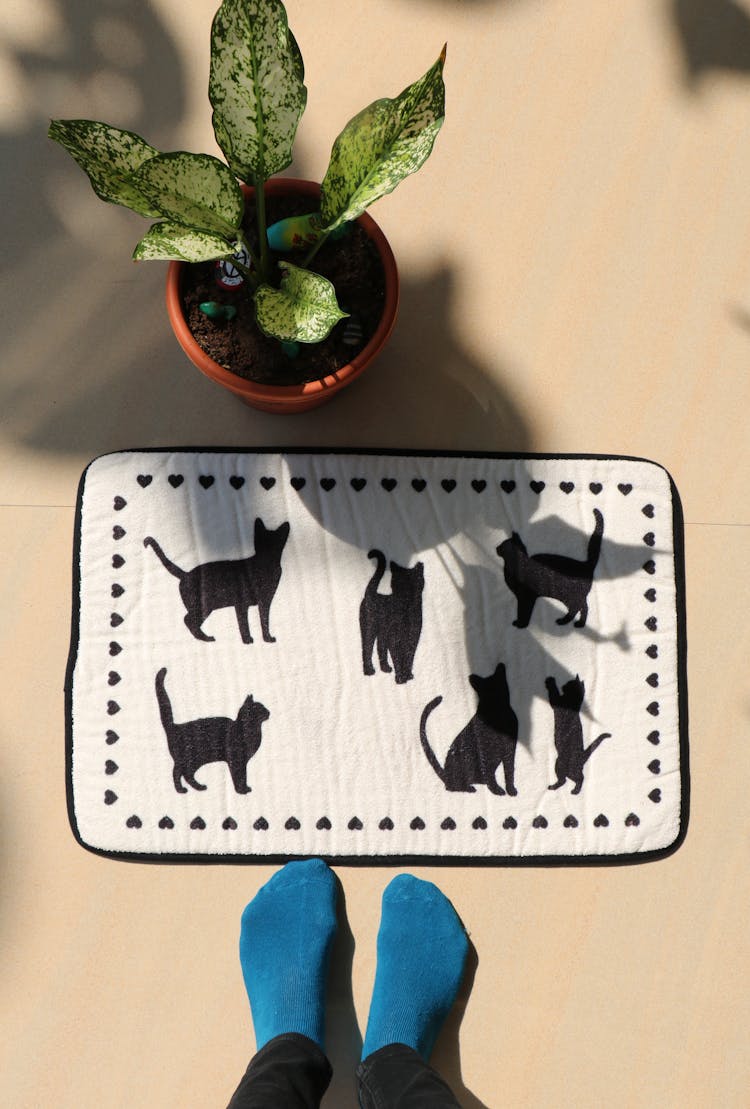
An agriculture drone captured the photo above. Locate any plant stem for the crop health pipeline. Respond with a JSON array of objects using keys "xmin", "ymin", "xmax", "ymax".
[
  {"xmin": 231, "ymin": 257, "xmax": 260, "ymax": 292},
  {"xmin": 301, "ymin": 229, "xmax": 332, "ymax": 269},
  {"xmin": 236, "ymin": 229, "xmax": 261, "ymax": 279},
  {"xmin": 254, "ymin": 176, "xmax": 271, "ymax": 283}
]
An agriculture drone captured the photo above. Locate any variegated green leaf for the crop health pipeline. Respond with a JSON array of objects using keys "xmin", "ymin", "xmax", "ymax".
[
  {"xmin": 48, "ymin": 119, "xmax": 162, "ymax": 217},
  {"xmin": 209, "ymin": 0, "xmax": 307, "ymax": 181},
  {"xmin": 320, "ymin": 47, "xmax": 446, "ymax": 231},
  {"xmin": 255, "ymin": 262, "xmax": 348, "ymax": 342},
  {"xmin": 128, "ymin": 152, "xmax": 244, "ymax": 237},
  {"xmin": 133, "ymin": 222, "xmax": 235, "ymax": 263}
]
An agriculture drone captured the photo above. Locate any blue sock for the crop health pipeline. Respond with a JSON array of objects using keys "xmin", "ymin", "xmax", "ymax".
[
  {"xmin": 362, "ymin": 874, "xmax": 469, "ymax": 1062},
  {"xmin": 239, "ymin": 858, "xmax": 337, "ymax": 1051}
]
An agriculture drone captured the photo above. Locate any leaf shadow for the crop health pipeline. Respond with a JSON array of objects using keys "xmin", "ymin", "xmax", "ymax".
[
  {"xmin": 1, "ymin": 0, "xmax": 185, "ymax": 279},
  {"xmin": 668, "ymin": 0, "xmax": 750, "ymax": 87}
]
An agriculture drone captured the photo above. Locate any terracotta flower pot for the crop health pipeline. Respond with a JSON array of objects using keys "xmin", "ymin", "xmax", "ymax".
[{"xmin": 165, "ymin": 178, "xmax": 399, "ymax": 414}]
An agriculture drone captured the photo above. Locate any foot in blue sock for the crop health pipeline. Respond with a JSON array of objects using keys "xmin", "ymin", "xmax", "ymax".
[
  {"xmin": 362, "ymin": 874, "xmax": 469, "ymax": 1062},
  {"xmin": 239, "ymin": 858, "xmax": 337, "ymax": 1051}
]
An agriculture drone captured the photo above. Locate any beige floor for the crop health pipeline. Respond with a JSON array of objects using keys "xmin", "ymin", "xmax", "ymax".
[{"xmin": 2, "ymin": 1, "xmax": 749, "ymax": 1106}]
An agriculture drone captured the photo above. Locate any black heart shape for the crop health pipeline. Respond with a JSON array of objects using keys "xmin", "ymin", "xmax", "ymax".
[
  {"xmin": 441, "ymin": 817, "xmax": 457, "ymax": 830},
  {"xmin": 379, "ymin": 817, "xmax": 394, "ymax": 830},
  {"xmin": 159, "ymin": 817, "xmax": 175, "ymax": 829},
  {"xmin": 642, "ymin": 504, "xmax": 655, "ymax": 518},
  {"xmin": 168, "ymin": 474, "xmax": 184, "ymax": 488},
  {"xmin": 625, "ymin": 813, "xmax": 640, "ymax": 827},
  {"xmin": 564, "ymin": 815, "xmax": 578, "ymax": 828},
  {"xmin": 320, "ymin": 478, "xmax": 336, "ymax": 491},
  {"xmin": 589, "ymin": 482, "xmax": 603, "ymax": 494},
  {"xmin": 410, "ymin": 817, "xmax": 426, "ymax": 830},
  {"xmin": 108, "ymin": 671, "xmax": 120, "ymax": 686},
  {"xmin": 223, "ymin": 817, "xmax": 238, "ymax": 830},
  {"xmin": 500, "ymin": 480, "xmax": 516, "ymax": 493},
  {"xmin": 199, "ymin": 475, "xmax": 215, "ymax": 489},
  {"xmin": 647, "ymin": 701, "xmax": 660, "ymax": 716},
  {"xmin": 105, "ymin": 760, "xmax": 118, "ymax": 775},
  {"xmin": 647, "ymin": 730, "xmax": 660, "ymax": 745},
  {"xmin": 126, "ymin": 815, "xmax": 142, "ymax": 828},
  {"xmin": 190, "ymin": 816, "xmax": 206, "ymax": 830},
  {"xmin": 503, "ymin": 816, "xmax": 517, "ymax": 829},
  {"xmin": 643, "ymin": 560, "xmax": 656, "ymax": 575},
  {"xmin": 560, "ymin": 481, "xmax": 574, "ymax": 494},
  {"xmin": 230, "ymin": 476, "xmax": 245, "ymax": 489},
  {"xmin": 107, "ymin": 701, "xmax": 120, "ymax": 715},
  {"xmin": 104, "ymin": 790, "xmax": 117, "ymax": 805},
  {"xmin": 285, "ymin": 816, "xmax": 301, "ymax": 829},
  {"xmin": 644, "ymin": 588, "xmax": 657, "ymax": 603},
  {"xmin": 471, "ymin": 479, "xmax": 487, "ymax": 493},
  {"xmin": 649, "ymin": 788, "xmax": 662, "ymax": 803},
  {"xmin": 645, "ymin": 616, "xmax": 658, "ymax": 631},
  {"xmin": 110, "ymin": 613, "xmax": 123, "ymax": 627},
  {"xmin": 648, "ymin": 759, "xmax": 661, "ymax": 775},
  {"xmin": 260, "ymin": 476, "xmax": 276, "ymax": 490},
  {"xmin": 253, "ymin": 817, "xmax": 269, "ymax": 830},
  {"xmin": 646, "ymin": 644, "xmax": 658, "ymax": 659},
  {"xmin": 291, "ymin": 477, "xmax": 306, "ymax": 490},
  {"xmin": 348, "ymin": 816, "xmax": 364, "ymax": 830},
  {"xmin": 593, "ymin": 814, "xmax": 609, "ymax": 827},
  {"xmin": 109, "ymin": 642, "xmax": 122, "ymax": 657},
  {"xmin": 646, "ymin": 673, "xmax": 659, "ymax": 688},
  {"xmin": 112, "ymin": 526, "xmax": 126, "ymax": 540},
  {"xmin": 472, "ymin": 816, "xmax": 487, "ymax": 830},
  {"xmin": 381, "ymin": 478, "xmax": 397, "ymax": 492},
  {"xmin": 112, "ymin": 554, "xmax": 125, "ymax": 569},
  {"xmin": 618, "ymin": 483, "xmax": 632, "ymax": 495},
  {"xmin": 113, "ymin": 496, "xmax": 127, "ymax": 511},
  {"xmin": 316, "ymin": 817, "xmax": 332, "ymax": 830},
  {"xmin": 137, "ymin": 475, "xmax": 152, "ymax": 488},
  {"xmin": 351, "ymin": 478, "xmax": 367, "ymax": 491},
  {"xmin": 532, "ymin": 815, "xmax": 548, "ymax": 828},
  {"xmin": 111, "ymin": 583, "xmax": 124, "ymax": 598},
  {"xmin": 411, "ymin": 479, "xmax": 427, "ymax": 492},
  {"xmin": 643, "ymin": 532, "xmax": 655, "ymax": 547},
  {"xmin": 105, "ymin": 730, "xmax": 119, "ymax": 745},
  {"xmin": 530, "ymin": 480, "xmax": 545, "ymax": 494},
  {"xmin": 441, "ymin": 479, "xmax": 456, "ymax": 492}
]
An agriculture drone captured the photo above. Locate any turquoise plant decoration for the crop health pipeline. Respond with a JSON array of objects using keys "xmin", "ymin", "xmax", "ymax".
[{"xmin": 49, "ymin": 0, "xmax": 446, "ymax": 346}]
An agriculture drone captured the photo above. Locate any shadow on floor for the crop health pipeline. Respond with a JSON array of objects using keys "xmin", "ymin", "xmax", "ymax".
[
  {"xmin": 669, "ymin": 0, "xmax": 750, "ymax": 86},
  {"xmin": 2, "ymin": 0, "xmax": 184, "ymax": 277},
  {"xmin": 435, "ymin": 940, "xmax": 491, "ymax": 1109},
  {"xmin": 1, "ymin": 257, "xmax": 533, "ymax": 463}
]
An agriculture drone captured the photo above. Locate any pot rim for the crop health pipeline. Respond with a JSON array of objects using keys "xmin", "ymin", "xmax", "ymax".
[{"xmin": 165, "ymin": 177, "xmax": 399, "ymax": 400}]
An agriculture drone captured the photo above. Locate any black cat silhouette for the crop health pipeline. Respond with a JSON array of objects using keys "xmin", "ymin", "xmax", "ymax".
[
  {"xmin": 144, "ymin": 518, "xmax": 290, "ymax": 643},
  {"xmin": 359, "ymin": 549, "xmax": 424, "ymax": 684},
  {"xmin": 419, "ymin": 664, "xmax": 518, "ymax": 794},
  {"xmin": 496, "ymin": 508, "xmax": 603, "ymax": 629},
  {"xmin": 155, "ymin": 667, "xmax": 269, "ymax": 794},
  {"xmin": 545, "ymin": 676, "xmax": 610, "ymax": 794}
]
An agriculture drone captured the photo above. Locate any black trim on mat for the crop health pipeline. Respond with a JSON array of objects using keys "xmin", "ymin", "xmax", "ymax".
[{"xmin": 65, "ymin": 448, "xmax": 689, "ymax": 866}]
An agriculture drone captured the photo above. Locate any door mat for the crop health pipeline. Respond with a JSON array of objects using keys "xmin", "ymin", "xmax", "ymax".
[{"xmin": 66, "ymin": 450, "xmax": 688, "ymax": 864}]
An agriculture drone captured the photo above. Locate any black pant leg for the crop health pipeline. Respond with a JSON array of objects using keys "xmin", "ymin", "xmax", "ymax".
[
  {"xmin": 227, "ymin": 1033, "xmax": 332, "ymax": 1109},
  {"xmin": 356, "ymin": 1044, "xmax": 462, "ymax": 1109}
]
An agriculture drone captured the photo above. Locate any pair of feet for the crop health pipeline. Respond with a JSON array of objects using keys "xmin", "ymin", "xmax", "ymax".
[{"xmin": 240, "ymin": 859, "xmax": 469, "ymax": 1062}]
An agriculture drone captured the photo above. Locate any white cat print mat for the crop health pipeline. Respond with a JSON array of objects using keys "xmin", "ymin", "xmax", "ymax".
[{"xmin": 66, "ymin": 450, "xmax": 688, "ymax": 864}]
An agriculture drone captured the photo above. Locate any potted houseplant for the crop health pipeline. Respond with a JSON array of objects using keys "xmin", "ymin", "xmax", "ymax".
[{"xmin": 49, "ymin": 0, "xmax": 446, "ymax": 413}]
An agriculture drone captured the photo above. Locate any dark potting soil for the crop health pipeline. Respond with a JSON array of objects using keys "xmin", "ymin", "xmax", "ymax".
[{"xmin": 181, "ymin": 194, "xmax": 387, "ymax": 386}]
